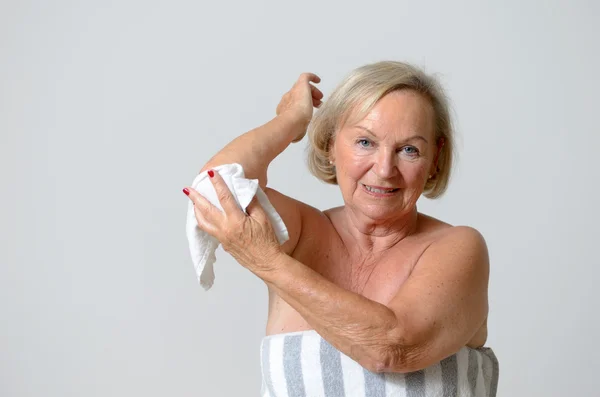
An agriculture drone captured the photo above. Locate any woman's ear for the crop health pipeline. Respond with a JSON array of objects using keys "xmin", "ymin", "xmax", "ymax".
[
  {"xmin": 327, "ymin": 138, "xmax": 336, "ymax": 165},
  {"xmin": 429, "ymin": 137, "xmax": 445, "ymax": 177}
]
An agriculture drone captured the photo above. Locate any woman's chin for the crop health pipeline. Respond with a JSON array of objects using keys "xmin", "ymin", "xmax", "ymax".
[{"xmin": 353, "ymin": 204, "xmax": 405, "ymax": 221}]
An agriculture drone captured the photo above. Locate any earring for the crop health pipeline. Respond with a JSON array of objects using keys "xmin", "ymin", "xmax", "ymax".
[{"xmin": 329, "ymin": 160, "xmax": 334, "ymax": 165}]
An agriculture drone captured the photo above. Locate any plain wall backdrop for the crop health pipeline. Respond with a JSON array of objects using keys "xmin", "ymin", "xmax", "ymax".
[{"xmin": 1, "ymin": 0, "xmax": 599, "ymax": 396}]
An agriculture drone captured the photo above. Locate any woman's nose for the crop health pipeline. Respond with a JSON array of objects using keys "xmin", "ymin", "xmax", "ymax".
[{"xmin": 373, "ymin": 150, "xmax": 398, "ymax": 178}]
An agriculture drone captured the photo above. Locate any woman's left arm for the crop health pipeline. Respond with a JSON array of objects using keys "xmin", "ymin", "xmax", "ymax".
[
  {"xmin": 257, "ymin": 227, "xmax": 489, "ymax": 374},
  {"xmin": 183, "ymin": 172, "xmax": 488, "ymax": 374}
]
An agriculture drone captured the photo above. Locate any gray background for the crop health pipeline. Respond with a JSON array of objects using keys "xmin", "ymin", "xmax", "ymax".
[{"xmin": 1, "ymin": 0, "xmax": 598, "ymax": 396}]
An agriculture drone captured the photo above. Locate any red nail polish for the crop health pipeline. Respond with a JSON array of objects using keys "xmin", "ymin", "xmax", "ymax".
[
  {"xmin": 208, "ymin": 170, "xmax": 214, "ymax": 178},
  {"xmin": 183, "ymin": 188, "xmax": 190, "ymax": 196}
]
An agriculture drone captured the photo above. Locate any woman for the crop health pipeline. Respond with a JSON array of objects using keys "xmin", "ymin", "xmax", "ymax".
[{"xmin": 183, "ymin": 61, "xmax": 499, "ymax": 396}]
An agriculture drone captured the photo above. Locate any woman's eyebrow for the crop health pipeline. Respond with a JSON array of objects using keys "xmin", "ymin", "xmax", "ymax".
[{"xmin": 354, "ymin": 125, "xmax": 429, "ymax": 144}]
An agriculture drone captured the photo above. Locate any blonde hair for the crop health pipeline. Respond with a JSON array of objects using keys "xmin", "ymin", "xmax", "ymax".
[{"xmin": 306, "ymin": 61, "xmax": 455, "ymax": 199}]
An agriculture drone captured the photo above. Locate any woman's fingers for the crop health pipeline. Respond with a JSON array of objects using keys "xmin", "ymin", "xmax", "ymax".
[
  {"xmin": 185, "ymin": 187, "xmax": 211, "ymax": 211},
  {"xmin": 207, "ymin": 170, "xmax": 244, "ymax": 219},
  {"xmin": 299, "ymin": 72, "xmax": 321, "ymax": 84},
  {"xmin": 184, "ymin": 187, "xmax": 220, "ymax": 233},
  {"xmin": 310, "ymin": 84, "xmax": 324, "ymax": 100}
]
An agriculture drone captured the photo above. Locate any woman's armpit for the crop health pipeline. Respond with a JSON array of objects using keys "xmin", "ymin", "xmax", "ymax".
[{"xmin": 264, "ymin": 187, "xmax": 305, "ymax": 255}]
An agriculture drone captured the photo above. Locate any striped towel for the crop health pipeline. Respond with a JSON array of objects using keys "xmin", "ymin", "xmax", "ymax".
[{"xmin": 260, "ymin": 330, "xmax": 498, "ymax": 397}]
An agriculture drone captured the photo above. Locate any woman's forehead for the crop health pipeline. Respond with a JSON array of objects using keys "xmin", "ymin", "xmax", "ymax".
[{"xmin": 342, "ymin": 91, "xmax": 436, "ymax": 140}]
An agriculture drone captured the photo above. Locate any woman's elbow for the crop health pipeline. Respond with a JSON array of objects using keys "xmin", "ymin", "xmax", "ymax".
[
  {"xmin": 378, "ymin": 341, "xmax": 427, "ymax": 373},
  {"xmin": 377, "ymin": 322, "xmax": 434, "ymax": 373}
]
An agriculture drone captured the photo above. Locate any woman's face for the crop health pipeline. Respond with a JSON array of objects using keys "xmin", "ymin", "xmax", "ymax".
[{"xmin": 330, "ymin": 90, "xmax": 438, "ymax": 221}]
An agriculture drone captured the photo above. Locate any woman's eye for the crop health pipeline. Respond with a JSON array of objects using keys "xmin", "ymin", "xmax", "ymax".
[
  {"xmin": 357, "ymin": 139, "xmax": 371, "ymax": 148},
  {"xmin": 401, "ymin": 146, "xmax": 419, "ymax": 155}
]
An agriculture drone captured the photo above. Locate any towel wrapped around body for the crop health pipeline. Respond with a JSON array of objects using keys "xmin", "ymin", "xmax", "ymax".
[{"xmin": 260, "ymin": 330, "xmax": 499, "ymax": 397}]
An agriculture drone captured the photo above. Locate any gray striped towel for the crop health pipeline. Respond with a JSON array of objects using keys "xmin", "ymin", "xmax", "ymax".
[{"xmin": 260, "ymin": 330, "xmax": 498, "ymax": 397}]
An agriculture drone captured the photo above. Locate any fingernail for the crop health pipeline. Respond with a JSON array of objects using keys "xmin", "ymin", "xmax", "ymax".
[
  {"xmin": 183, "ymin": 188, "xmax": 190, "ymax": 196},
  {"xmin": 208, "ymin": 170, "xmax": 214, "ymax": 178}
]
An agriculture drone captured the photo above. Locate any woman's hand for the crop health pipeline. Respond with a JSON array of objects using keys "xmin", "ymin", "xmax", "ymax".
[
  {"xmin": 276, "ymin": 73, "xmax": 324, "ymax": 142},
  {"xmin": 183, "ymin": 170, "xmax": 283, "ymax": 274}
]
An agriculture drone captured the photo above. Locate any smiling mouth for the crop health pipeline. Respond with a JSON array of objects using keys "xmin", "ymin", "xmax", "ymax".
[{"xmin": 361, "ymin": 184, "xmax": 399, "ymax": 194}]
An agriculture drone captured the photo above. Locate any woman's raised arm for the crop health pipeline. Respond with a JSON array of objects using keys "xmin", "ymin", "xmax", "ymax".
[{"xmin": 199, "ymin": 73, "xmax": 323, "ymax": 189}]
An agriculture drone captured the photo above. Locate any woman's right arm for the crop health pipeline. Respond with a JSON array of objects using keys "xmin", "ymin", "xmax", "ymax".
[
  {"xmin": 199, "ymin": 113, "xmax": 302, "ymax": 188},
  {"xmin": 199, "ymin": 73, "xmax": 324, "ymax": 255},
  {"xmin": 199, "ymin": 73, "xmax": 323, "ymax": 189}
]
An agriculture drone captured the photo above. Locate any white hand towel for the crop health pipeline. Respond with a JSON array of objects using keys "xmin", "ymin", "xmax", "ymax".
[{"xmin": 185, "ymin": 163, "xmax": 289, "ymax": 290}]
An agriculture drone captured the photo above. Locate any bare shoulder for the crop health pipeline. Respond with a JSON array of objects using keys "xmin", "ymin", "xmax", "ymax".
[
  {"xmin": 413, "ymin": 214, "xmax": 490, "ymax": 282},
  {"xmin": 417, "ymin": 213, "xmax": 487, "ymax": 248},
  {"xmin": 430, "ymin": 223, "xmax": 489, "ymax": 259},
  {"xmin": 415, "ymin": 216, "xmax": 490, "ymax": 289}
]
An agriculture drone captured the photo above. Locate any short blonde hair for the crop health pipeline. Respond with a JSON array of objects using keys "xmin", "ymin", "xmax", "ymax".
[{"xmin": 306, "ymin": 61, "xmax": 455, "ymax": 199}]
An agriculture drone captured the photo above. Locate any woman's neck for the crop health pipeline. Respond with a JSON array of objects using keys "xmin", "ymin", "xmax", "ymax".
[{"xmin": 339, "ymin": 206, "xmax": 420, "ymax": 260}]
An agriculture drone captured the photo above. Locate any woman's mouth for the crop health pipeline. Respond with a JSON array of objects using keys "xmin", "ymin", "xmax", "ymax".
[{"xmin": 361, "ymin": 183, "xmax": 399, "ymax": 196}]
